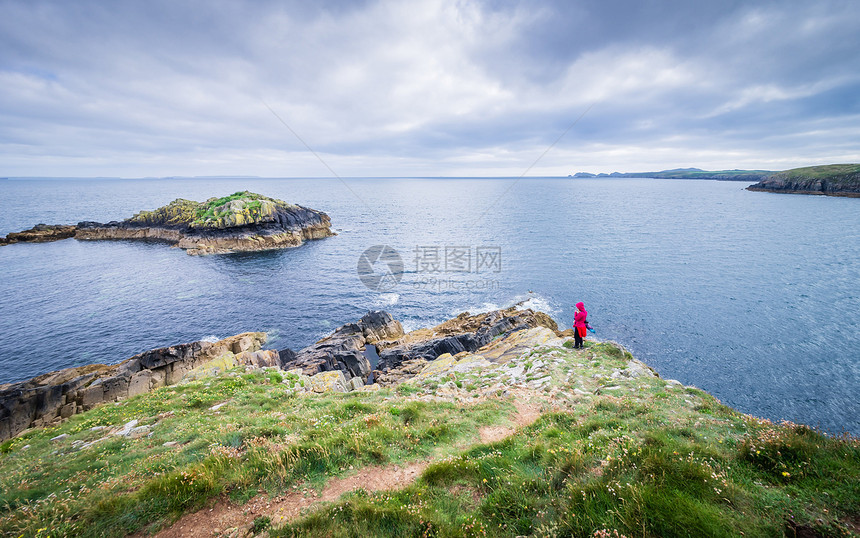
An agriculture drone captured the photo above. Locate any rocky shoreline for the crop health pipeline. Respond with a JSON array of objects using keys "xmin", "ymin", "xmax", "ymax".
[
  {"xmin": 0, "ymin": 307, "xmax": 593, "ymax": 442},
  {"xmin": 0, "ymin": 191, "xmax": 334, "ymax": 254}
]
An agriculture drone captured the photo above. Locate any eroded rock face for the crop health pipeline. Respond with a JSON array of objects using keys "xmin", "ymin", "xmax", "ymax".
[{"xmin": 0, "ymin": 332, "xmax": 266, "ymax": 441}]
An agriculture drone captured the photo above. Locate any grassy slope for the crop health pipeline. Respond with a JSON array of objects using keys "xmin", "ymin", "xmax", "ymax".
[
  {"xmin": 1, "ymin": 342, "xmax": 858, "ymax": 537},
  {"xmin": 775, "ymin": 164, "xmax": 860, "ymax": 181}
]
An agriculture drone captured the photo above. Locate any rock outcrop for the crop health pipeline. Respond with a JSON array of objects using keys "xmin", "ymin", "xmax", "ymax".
[
  {"xmin": 374, "ymin": 307, "xmax": 558, "ymax": 375},
  {"xmin": 278, "ymin": 311, "xmax": 404, "ymax": 382},
  {"xmin": 1, "ymin": 307, "xmax": 560, "ymax": 441},
  {"xmin": 747, "ymin": 164, "xmax": 860, "ymax": 197},
  {"xmin": 0, "ymin": 224, "xmax": 77, "ymax": 246},
  {"xmin": 277, "ymin": 307, "xmax": 559, "ymax": 387},
  {"xmin": 0, "ymin": 332, "xmax": 267, "ymax": 441},
  {"xmin": 1, "ymin": 191, "xmax": 335, "ymax": 254}
]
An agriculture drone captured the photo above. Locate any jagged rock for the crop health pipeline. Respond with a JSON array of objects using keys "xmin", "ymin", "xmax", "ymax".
[
  {"xmin": 280, "ymin": 311, "xmax": 402, "ymax": 382},
  {"xmin": 376, "ymin": 307, "xmax": 558, "ymax": 373},
  {"xmin": 359, "ymin": 310, "xmax": 405, "ymax": 343}
]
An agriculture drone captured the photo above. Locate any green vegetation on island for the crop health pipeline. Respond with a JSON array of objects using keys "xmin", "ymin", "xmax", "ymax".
[
  {"xmin": 1, "ymin": 335, "xmax": 857, "ymax": 537},
  {"xmin": 126, "ymin": 191, "xmax": 298, "ymax": 229},
  {"xmin": 747, "ymin": 164, "xmax": 860, "ymax": 197}
]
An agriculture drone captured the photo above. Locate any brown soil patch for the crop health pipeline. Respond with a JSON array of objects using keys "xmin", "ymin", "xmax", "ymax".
[{"xmin": 478, "ymin": 394, "xmax": 541, "ymax": 443}]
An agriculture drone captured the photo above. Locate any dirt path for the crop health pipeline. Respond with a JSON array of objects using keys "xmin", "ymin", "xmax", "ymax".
[
  {"xmin": 147, "ymin": 397, "xmax": 542, "ymax": 537},
  {"xmin": 479, "ymin": 396, "xmax": 541, "ymax": 443}
]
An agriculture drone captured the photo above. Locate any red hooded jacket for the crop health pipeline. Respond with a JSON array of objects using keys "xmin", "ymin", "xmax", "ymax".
[{"xmin": 574, "ymin": 302, "xmax": 588, "ymax": 328}]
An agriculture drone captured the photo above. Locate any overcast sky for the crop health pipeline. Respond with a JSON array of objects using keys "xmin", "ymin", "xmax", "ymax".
[{"xmin": 1, "ymin": 0, "xmax": 859, "ymax": 177}]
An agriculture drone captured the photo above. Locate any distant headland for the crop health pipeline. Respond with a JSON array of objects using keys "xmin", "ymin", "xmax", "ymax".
[
  {"xmin": 746, "ymin": 164, "xmax": 860, "ymax": 197},
  {"xmin": 0, "ymin": 191, "xmax": 334, "ymax": 254},
  {"xmin": 569, "ymin": 168, "xmax": 773, "ymax": 181},
  {"xmin": 571, "ymin": 164, "xmax": 860, "ymax": 197}
]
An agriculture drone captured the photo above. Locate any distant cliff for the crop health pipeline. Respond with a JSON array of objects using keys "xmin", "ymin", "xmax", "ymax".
[
  {"xmin": 1, "ymin": 191, "xmax": 335, "ymax": 254},
  {"xmin": 747, "ymin": 164, "xmax": 860, "ymax": 197}
]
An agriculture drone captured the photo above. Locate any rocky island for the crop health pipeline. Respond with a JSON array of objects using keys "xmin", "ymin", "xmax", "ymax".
[
  {"xmin": 0, "ymin": 191, "xmax": 334, "ymax": 254},
  {"xmin": 746, "ymin": 163, "xmax": 860, "ymax": 197},
  {"xmin": 1, "ymin": 308, "xmax": 857, "ymax": 537}
]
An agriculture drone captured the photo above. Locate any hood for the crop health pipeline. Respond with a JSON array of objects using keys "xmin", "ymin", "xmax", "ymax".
[{"xmin": 575, "ymin": 302, "xmax": 585, "ymax": 312}]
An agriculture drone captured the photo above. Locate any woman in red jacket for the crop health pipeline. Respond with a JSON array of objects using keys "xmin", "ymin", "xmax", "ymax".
[{"xmin": 573, "ymin": 301, "xmax": 590, "ymax": 349}]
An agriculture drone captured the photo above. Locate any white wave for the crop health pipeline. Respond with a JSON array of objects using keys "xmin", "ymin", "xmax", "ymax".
[
  {"xmin": 512, "ymin": 293, "xmax": 559, "ymax": 315},
  {"xmin": 200, "ymin": 335, "xmax": 221, "ymax": 343},
  {"xmin": 373, "ymin": 293, "xmax": 400, "ymax": 307},
  {"xmin": 449, "ymin": 302, "xmax": 499, "ymax": 317},
  {"xmin": 400, "ymin": 320, "xmax": 421, "ymax": 333}
]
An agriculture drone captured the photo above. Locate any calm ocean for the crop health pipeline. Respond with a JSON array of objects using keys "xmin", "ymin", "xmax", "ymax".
[{"xmin": 1, "ymin": 177, "xmax": 858, "ymax": 434}]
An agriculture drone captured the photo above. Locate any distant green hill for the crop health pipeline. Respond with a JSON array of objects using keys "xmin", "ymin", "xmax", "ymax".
[
  {"xmin": 747, "ymin": 164, "xmax": 860, "ymax": 197},
  {"xmin": 571, "ymin": 168, "xmax": 773, "ymax": 181}
]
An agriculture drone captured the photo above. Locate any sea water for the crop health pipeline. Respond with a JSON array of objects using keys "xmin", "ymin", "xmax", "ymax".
[{"xmin": 1, "ymin": 177, "xmax": 858, "ymax": 434}]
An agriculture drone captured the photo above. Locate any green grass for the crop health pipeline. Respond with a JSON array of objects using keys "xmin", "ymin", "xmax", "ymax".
[
  {"xmin": 776, "ymin": 164, "xmax": 860, "ymax": 181},
  {"xmin": 0, "ymin": 369, "xmax": 510, "ymax": 537},
  {"xmin": 277, "ymin": 400, "xmax": 859, "ymax": 538},
  {"xmin": 2, "ymin": 344, "xmax": 858, "ymax": 537}
]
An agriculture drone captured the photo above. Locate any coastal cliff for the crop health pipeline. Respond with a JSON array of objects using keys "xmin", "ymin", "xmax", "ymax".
[
  {"xmin": 1, "ymin": 309, "xmax": 857, "ymax": 537},
  {"xmin": 747, "ymin": 164, "xmax": 860, "ymax": 197},
  {"xmin": 0, "ymin": 191, "xmax": 335, "ymax": 254}
]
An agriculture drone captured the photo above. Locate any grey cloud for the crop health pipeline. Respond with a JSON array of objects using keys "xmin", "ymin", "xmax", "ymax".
[{"xmin": 0, "ymin": 0, "xmax": 858, "ymax": 177}]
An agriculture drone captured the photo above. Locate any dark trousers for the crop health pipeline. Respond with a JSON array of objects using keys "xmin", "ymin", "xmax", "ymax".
[{"xmin": 574, "ymin": 329, "xmax": 584, "ymax": 348}]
